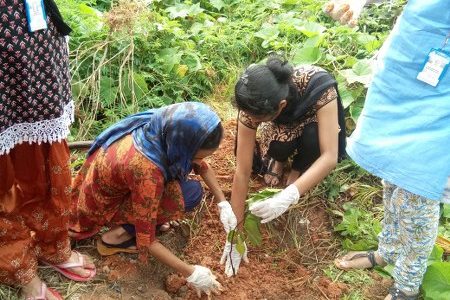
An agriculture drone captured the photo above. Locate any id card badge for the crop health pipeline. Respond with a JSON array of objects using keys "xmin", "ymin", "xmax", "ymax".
[
  {"xmin": 417, "ymin": 48, "xmax": 449, "ymax": 87},
  {"xmin": 24, "ymin": 0, "xmax": 48, "ymax": 32}
]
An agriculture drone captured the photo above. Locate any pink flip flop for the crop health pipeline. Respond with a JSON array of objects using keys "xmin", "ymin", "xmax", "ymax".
[
  {"xmin": 43, "ymin": 251, "xmax": 96, "ymax": 282},
  {"xmin": 25, "ymin": 282, "xmax": 63, "ymax": 300}
]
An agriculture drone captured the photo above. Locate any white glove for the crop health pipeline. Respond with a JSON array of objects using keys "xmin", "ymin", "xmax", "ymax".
[
  {"xmin": 217, "ymin": 201, "xmax": 237, "ymax": 233},
  {"xmin": 220, "ymin": 240, "xmax": 249, "ymax": 277},
  {"xmin": 186, "ymin": 265, "xmax": 223, "ymax": 297},
  {"xmin": 323, "ymin": 0, "xmax": 376, "ymax": 27},
  {"xmin": 249, "ymin": 184, "xmax": 300, "ymax": 224}
]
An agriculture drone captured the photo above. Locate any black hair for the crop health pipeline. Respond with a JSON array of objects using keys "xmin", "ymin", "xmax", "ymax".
[
  {"xmin": 234, "ymin": 55, "xmax": 294, "ymax": 116},
  {"xmin": 200, "ymin": 122, "xmax": 223, "ymax": 149}
]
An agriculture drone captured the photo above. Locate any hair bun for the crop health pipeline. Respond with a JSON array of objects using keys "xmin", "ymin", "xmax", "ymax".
[{"xmin": 266, "ymin": 55, "xmax": 293, "ymax": 84}]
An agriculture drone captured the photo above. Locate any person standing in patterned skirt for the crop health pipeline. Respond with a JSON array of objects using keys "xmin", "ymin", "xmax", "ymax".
[{"xmin": 0, "ymin": 1, "xmax": 95, "ymax": 299}]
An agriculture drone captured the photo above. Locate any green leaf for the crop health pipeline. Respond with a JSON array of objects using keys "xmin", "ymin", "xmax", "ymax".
[
  {"xmin": 297, "ymin": 21, "xmax": 326, "ymax": 37},
  {"xmin": 166, "ymin": 4, "xmax": 190, "ymax": 19},
  {"xmin": 188, "ymin": 3, "xmax": 205, "ymax": 16},
  {"xmin": 356, "ymin": 33, "xmax": 381, "ymax": 53},
  {"xmin": 236, "ymin": 234, "xmax": 246, "ymax": 255},
  {"xmin": 166, "ymin": 3, "xmax": 204, "ymax": 19},
  {"xmin": 443, "ymin": 204, "xmax": 450, "ymax": 218},
  {"xmin": 339, "ymin": 86, "xmax": 355, "ymax": 109},
  {"xmin": 158, "ymin": 48, "xmax": 183, "ymax": 73},
  {"xmin": 246, "ymin": 188, "xmax": 281, "ymax": 205},
  {"xmin": 292, "ymin": 47, "xmax": 322, "ymax": 64},
  {"xmin": 183, "ymin": 53, "xmax": 202, "ymax": 72},
  {"xmin": 99, "ymin": 76, "xmax": 118, "ymax": 106},
  {"xmin": 244, "ymin": 213, "xmax": 262, "ymax": 246},
  {"xmin": 254, "ymin": 23, "xmax": 280, "ymax": 42},
  {"xmin": 340, "ymin": 59, "xmax": 373, "ymax": 86},
  {"xmin": 303, "ymin": 35, "xmax": 323, "ymax": 48},
  {"xmin": 132, "ymin": 72, "xmax": 149, "ymax": 101},
  {"xmin": 422, "ymin": 262, "xmax": 450, "ymax": 300},
  {"xmin": 350, "ymin": 98, "xmax": 365, "ymax": 123},
  {"xmin": 210, "ymin": 0, "xmax": 225, "ymax": 11},
  {"xmin": 227, "ymin": 229, "xmax": 236, "ymax": 243},
  {"xmin": 428, "ymin": 245, "xmax": 444, "ymax": 266}
]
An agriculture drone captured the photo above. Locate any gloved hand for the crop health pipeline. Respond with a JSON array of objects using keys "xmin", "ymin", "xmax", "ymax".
[
  {"xmin": 186, "ymin": 265, "xmax": 223, "ymax": 298},
  {"xmin": 323, "ymin": 0, "xmax": 376, "ymax": 27},
  {"xmin": 249, "ymin": 184, "xmax": 300, "ymax": 223},
  {"xmin": 218, "ymin": 201, "xmax": 237, "ymax": 233},
  {"xmin": 220, "ymin": 240, "xmax": 249, "ymax": 277}
]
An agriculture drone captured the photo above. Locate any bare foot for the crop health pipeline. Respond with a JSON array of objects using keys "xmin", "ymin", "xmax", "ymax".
[
  {"xmin": 286, "ymin": 169, "xmax": 301, "ymax": 185},
  {"xmin": 22, "ymin": 276, "xmax": 59, "ymax": 300},
  {"xmin": 101, "ymin": 226, "xmax": 137, "ymax": 249},
  {"xmin": 264, "ymin": 160, "xmax": 284, "ymax": 186},
  {"xmin": 159, "ymin": 220, "xmax": 181, "ymax": 232}
]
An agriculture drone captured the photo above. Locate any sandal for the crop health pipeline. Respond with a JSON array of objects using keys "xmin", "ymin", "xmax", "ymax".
[
  {"xmin": 334, "ymin": 250, "xmax": 379, "ymax": 271},
  {"xmin": 42, "ymin": 251, "xmax": 96, "ymax": 282},
  {"xmin": 264, "ymin": 159, "xmax": 283, "ymax": 185},
  {"xmin": 388, "ymin": 287, "xmax": 418, "ymax": 300},
  {"xmin": 96, "ymin": 236, "xmax": 138, "ymax": 256},
  {"xmin": 25, "ymin": 282, "xmax": 63, "ymax": 300}
]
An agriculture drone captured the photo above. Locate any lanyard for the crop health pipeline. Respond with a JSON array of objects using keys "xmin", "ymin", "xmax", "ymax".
[{"xmin": 442, "ymin": 32, "xmax": 450, "ymax": 50}]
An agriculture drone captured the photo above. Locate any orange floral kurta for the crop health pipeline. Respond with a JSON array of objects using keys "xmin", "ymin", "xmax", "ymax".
[
  {"xmin": 71, "ymin": 135, "xmax": 185, "ymax": 261},
  {"xmin": 0, "ymin": 141, "xmax": 72, "ymax": 285}
]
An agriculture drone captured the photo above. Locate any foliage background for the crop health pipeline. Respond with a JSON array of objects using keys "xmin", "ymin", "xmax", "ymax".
[{"xmin": 56, "ymin": 0, "xmax": 405, "ymax": 140}]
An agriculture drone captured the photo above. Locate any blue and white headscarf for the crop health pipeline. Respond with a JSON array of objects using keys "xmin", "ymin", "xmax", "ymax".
[{"xmin": 87, "ymin": 102, "xmax": 220, "ymax": 181}]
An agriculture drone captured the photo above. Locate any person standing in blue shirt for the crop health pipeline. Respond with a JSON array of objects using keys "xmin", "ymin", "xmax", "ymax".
[{"xmin": 324, "ymin": 1, "xmax": 450, "ymax": 299}]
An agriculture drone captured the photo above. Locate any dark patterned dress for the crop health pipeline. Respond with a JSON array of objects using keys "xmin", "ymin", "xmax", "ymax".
[
  {"xmin": 239, "ymin": 65, "xmax": 339, "ymax": 163},
  {"xmin": 0, "ymin": 0, "xmax": 73, "ymax": 155}
]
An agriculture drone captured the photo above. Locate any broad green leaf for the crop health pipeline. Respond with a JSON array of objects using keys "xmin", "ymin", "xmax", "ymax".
[
  {"xmin": 166, "ymin": 3, "xmax": 204, "ymax": 19},
  {"xmin": 350, "ymin": 98, "xmax": 364, "ymax": 123},
  {"xmin": 297, "ymin": 21, "xmax": 326, "ymax": 37},
  {"xmin": 339, "ymin": 86, "xmax": 355, "ymax": 109},
  {"xmin": 158, "ymin": 48, "xmax": 182, "ymax": 73},
  {"xmin": 254, "ymin": 23, "xmax": 280, "ymax": 42},
  {"xmin": 353, "ymin": 59, "xmax": 372, "ymax": 76},
  {"xmin": 303, "ymin": 35, "xmax": 323, "ymax": 48},
  {"xmin": 166, "ymin": 4, "xmax": 190, "ymax": 19},
  {"xmin": 210, "ymin": 0, "xmax": 225, "ymax": 11},
  {"xmin": 356, "ymin": 33, "xmax": 381, "ymax": 53},
  {"xmin": 188, "ymin": 3, "xmax": 205, "ymax": 16},
  {"xmin": 244, "ymin": 213, "xmax": 262, "ymax": 246},
  {"xmin": 422, "ymin": 262, "xmax": 450, "ymax": 300},
  {"xmin": 292, "ymin": 47, "xmax": 322, "ymax": 64},
  {"xmin": 183, "ymin": 53, "xmax": 202, "ymax": 72},
  {"xmin": 428, "ymin": 245, "xmax": 444, "ymax": 266},
  {"xmin": 340, "ymin": 59, "xmax": 373, "ymax": 86},
  {"xmin": 99, "ymin": 76, "xmax": 118, "ymax": 106},
  {"xmin": 132, "ymin": 72, "xmax": 149, "ymax": 100}
]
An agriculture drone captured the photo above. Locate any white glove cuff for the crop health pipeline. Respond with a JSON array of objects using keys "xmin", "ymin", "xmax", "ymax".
[
  {"xmin": 217, "ymin": 201, "xmax": 231, "ymax": 209},
  {"xmin": 286, "ymin": 184, "xmax": 300, "ymax": 205},
  {"xmin": 186, "ymin": 265, "xmax": 199, "ymax": 283}
]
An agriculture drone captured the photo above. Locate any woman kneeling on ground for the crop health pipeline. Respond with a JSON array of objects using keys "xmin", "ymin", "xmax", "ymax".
[
  {"xmin": 219, "ymin": 56, "xmax": 346, "ymax": 276},
  {"xmin": 70, "ymin": 102, "xmax": 224, "ymax": 296}
]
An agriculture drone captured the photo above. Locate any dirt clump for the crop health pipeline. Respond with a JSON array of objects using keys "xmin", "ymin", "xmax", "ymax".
[{"xmin": 165, "ymin": 273, "xmax": 187, "ymax": 293}]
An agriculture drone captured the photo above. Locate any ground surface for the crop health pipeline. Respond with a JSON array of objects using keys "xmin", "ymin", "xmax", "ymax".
[{"xmin": 0, "ymin": 120, "xmax": 392, "ymax": 300}]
